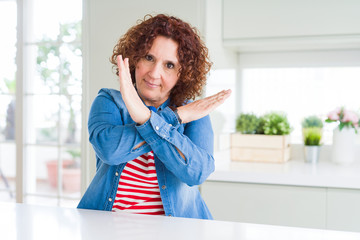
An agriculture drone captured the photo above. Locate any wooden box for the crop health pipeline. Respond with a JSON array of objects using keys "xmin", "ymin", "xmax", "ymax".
[{"xmin": 231, "ymin": 133, "xmax": 291, "ymax": 163}]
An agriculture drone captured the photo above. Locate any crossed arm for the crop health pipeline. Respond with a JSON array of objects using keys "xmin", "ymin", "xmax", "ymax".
[{"xmin": 117, "ymin": 55, "xmax": 231, "ymax": 127}]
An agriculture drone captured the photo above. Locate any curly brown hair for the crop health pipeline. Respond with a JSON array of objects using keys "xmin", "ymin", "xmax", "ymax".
[{"xmin": 110, "ymin": 14, "xmax": 212, "ymax": 107}]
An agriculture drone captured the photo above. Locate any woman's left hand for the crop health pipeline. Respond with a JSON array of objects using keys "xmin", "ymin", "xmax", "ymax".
[
  {"xmin": 177, "ymin": 89, "xmax": 232, "ymax": 124},
  {"xmin": 117, "ymin": 55, "xmax": 150, "ymax": 125}
]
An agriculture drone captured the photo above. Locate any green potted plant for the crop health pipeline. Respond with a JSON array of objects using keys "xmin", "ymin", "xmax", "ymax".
[
  {"xmin": 260, "ymin": 112, "xmax": 292, "ymax": 135},
  {"xmin": 303, "ymin": 127, "xmax": 322, "ymax": 146},
  {"xmin": 302, "ymin": 116, "xmax": 323, "ymax": 163},
  {"xmin": 236, "ymin": 113, "xmax": 260, "ymax": 134},
  {"xmin": 232, "ymin": 112, "xmax": 292, "ymax": 163},
  {"xmin": 302, "ymin": 115, "xmax": 324, "ymax": 129}
]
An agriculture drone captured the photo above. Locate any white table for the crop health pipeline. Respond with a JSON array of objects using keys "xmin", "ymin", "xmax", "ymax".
[{"xmin": 2, "ymin": 203, "xmax": 360, "ymax": 240}]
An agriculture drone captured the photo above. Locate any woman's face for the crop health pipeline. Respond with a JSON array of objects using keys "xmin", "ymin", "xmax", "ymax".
[{"xmin": 135, "ymin": 36, "xmax": 180, "ymax": 108}]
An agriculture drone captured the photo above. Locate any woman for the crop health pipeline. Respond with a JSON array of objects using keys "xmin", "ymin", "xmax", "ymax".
[{"xmin": 78, "ymin": 14, "xmax": 231, "ymax": 219}]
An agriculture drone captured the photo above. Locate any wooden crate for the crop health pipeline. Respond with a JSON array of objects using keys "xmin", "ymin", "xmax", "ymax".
[{"xmin": 231, "ymin": 133, "xmax": 291, "ymax": 163}]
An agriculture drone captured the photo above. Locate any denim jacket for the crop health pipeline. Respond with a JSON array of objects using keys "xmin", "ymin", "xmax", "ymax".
[{"xmin": 77, "ymin": 88, "xmax": 214, "ymax": 219}]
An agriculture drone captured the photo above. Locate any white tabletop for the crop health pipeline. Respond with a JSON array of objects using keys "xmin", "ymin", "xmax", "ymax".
[
  {"xmin": 210, "ymin": 151, "xmax": 360, "ymax": 189},
  {"xmin": 2, "ymin": 203, "xmax": 360, "ymax": 240}
]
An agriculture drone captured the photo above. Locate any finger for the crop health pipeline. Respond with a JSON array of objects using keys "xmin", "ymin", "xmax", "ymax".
[
  {"xmin": 124, "ymin": 57, "xmax": 129, "ymax": 70},
  {"xmin": 193, "ymin": 89, "xmax": 231, "ymax": 111},
  {"xmin": 117, "ymin": 55, "xmax": 123, "ymax": 69},
  {"xmin": 117, "ymin": 55, "xmax": 125, "ymax": 79},
  {"xmin": 215, "ymin": 90, "xmax": 231, "ymax": 103},
  {"xmin": 208, "ymin": 89, "xmax": 229, "ymax": 100},
  {"xmin": 215, "ymin": 89, "xmax": 231, "ymax": 100},
  {"xmin": 207, "ymin": 90, "xmax": 227, "ymax": 104},
  {"xmin": 124, "ymin": 58, "xmax": 131, "ymax": 76},
  {"xmin": 117, "ymin": 55, "xmax": 130, "ymax": 79},
  {"xmin": 218, "ymin": 89, "xmax": 231, "ymax": 99},
  {"xmin": 215, "ymin": 90, "xmax": 231, "ymax": 106},
  {"xmin": 206, "ymin": 89, "xmax": 231, "ymax": 108}
]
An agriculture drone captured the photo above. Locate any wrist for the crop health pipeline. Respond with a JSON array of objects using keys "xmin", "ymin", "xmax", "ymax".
[
  {"xmin": 170, "ymin": 106, "xmax": 183, "ymax": 124},
  {"xmin": 136, "ymin": 109, "xmax": 151, "ymax": 125}
]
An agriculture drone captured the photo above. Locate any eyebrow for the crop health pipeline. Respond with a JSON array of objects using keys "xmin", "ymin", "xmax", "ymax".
[{"xmin": 147, "ymin": 52, "xmax": 179, "ymax": 65}]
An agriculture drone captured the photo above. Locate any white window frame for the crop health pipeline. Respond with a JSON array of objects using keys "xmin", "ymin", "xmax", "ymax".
[{"xmin": 15, "ymin": 0, "xmax": 86, "ymax": 204}]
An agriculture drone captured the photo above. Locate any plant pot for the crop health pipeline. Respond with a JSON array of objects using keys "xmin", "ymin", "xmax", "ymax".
[
  {"xmin": 332, "ymin": 127, "xmax": 356, "ymax": 165},
  {"xmin": 46, "ymin": 160, "xmax": 77, "ymax": 188},
  {"xmin": 63, "ymin": 168, "xmax": 81, "ymax": 192},
  {"xmin": 231, "ymin": 133, "xmax": 291, "ymax": 163},
  {"xmin": 304, "ymin": 146, "xmax": 321, "ymax": 164}
]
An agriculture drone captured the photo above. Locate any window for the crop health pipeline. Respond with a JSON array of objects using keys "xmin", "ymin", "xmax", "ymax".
[
  {"xmin": 0, "ymin": 0, "xmax": 82, "ymax": 207},
  {"xmin": 23, "ymin": 0, "xmax": 82, "ymax": 207},
  {"xmin": 241, "ymin": 67, "xmax": 360, "ymax": 144}
]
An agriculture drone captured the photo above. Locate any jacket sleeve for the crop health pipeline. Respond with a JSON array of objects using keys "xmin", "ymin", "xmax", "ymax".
[
  {"xmin": 88, "ymin": 90, "xmax": 180, "ymax": 166},
  {"xmin": 136, "ymin": 107, "xmax": 215, "ymax": 186},
  {"xmin": 88, "ymin": 91, "xmax": 149, "ymax": 165}
]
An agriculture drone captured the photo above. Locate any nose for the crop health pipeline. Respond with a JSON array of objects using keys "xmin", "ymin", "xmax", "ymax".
[{"xmin": 148, "ymin": 62, "xmax": 162, "ymax": 79}]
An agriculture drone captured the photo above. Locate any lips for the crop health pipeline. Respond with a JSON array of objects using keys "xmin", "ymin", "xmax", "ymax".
[{"xmin": 144, "ymin": 79, "xmax": 160, "ymax": 88}]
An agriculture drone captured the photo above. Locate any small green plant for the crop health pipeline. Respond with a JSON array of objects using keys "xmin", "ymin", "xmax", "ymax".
[
  {"xmin": 302, "ymin": 116, "xmax": 323, "ymax": 128},
  {"xmin": 260, "ymin": 112, "xmax": 292, "ymax": 135},
  {"xmin": 256, "ymin": 116, "xmax": 266, "ymax": 134},
  {"xmin": 236, "ymin": 113, "xmax": 260, "ymax": 134},
  {"xmin": 303, "ymin": 127, "xmax": 322, "ymax": 146}
]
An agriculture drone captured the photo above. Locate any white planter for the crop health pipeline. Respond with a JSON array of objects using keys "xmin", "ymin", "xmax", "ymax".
[
  {"xmin": 304, "ymin": 146, "xmax": 321, "ymax": 164},
  {"xmin": 332, "ymin": 127, "xmax": 356, "ymax": 164}
]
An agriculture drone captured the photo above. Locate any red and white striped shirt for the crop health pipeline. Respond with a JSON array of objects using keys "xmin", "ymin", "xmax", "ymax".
[{"xmin": 112, "ymin": 151, "xmax": 165, "ymax": 215}]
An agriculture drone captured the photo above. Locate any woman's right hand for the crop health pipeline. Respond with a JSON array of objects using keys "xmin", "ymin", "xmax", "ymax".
[
  {"xmin": 177, "ymin": 89, "xmax": 231, "ymax": 124},
  {"xmin": 117, "ymin": 55, "xmax": 151, "ymax": 125}
]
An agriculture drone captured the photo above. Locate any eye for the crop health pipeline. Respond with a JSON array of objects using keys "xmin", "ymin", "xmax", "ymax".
[
  {"xmin": 166, "ymin": 62, "xmax": 175, "ymax": 69},
  {"xmin": 145, "ymin": 54, "xmax": 153, "ymax": 61}
]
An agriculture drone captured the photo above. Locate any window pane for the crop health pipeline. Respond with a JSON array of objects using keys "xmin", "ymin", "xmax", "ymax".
[
  {"xmin": 241, "ymin": 67, "xmax": 360, "ymax": 144},
  {"xmin": 206, "ymin": 69, "xmax": 237, "ymax": 133},
  {"xmin": 62, "ymin": 147, "xmax": 81, "ymax": 198},
  {"xmin": 25, "ymin": 146, "xmax": 81, "ymax": 199},
  {"xmin": 25, "ymin": 95, "xmax": 60, "ymax": 144},
  {"xmin": 26, "ymin": 42, "xmax": 82, "ymax": 95},
  {"xmin": 59, "ymin": 42, "xmax": 82, "ymax": 95},
  {"xmin": 0, "ymin": 142, "xmax": 16, "ymax": 201},
  {"xmin": 25, "ymin": 11, "xmax": 82, "ymax": 96},
  {"xmin": 24, "ymin": 44, "xmax": 60, "ymax": 95},
  {"xmin": 25, "ymin": 146, "xmax": 58, "ymax": 196},
  {"xmin": 29, "ymin": 0, "xmax": 82, "ymax": 42},
  {"xmin": 0, "ymin": 1, "xmax": 17, "ymax": 94},
  {"xmin": 0, "ymin": 0, "xmax": 16, "ymax": 202},
  {"xmin": 0, "ymin": 95, "xmax": 16, "ymax": 141},
  {"xmin": 60, "ymin": 95, "xmax": 82, "ymax": 144}
]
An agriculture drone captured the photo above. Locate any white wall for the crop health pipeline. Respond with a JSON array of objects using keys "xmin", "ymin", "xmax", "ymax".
[
  {"xmin": 222, "ymin": 0, "xmax": 360, "ymax": 52},
  {"xmin": 204, "ymin": 0, "xmax": 237, "ymax": 69},
  {"xmin": 84, "ymin": 0, "xmax": 205, "ymax": 103}
]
